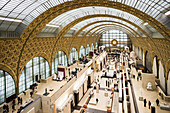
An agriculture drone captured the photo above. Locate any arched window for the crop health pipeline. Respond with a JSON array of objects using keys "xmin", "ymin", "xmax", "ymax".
[
  {"xmin": 153, "ymin": 56, "xmax": 158, "ymax": 77},
  {"xmin": 134, "ymin": 46, "xmax": 136, "ymax": 53},
  {"xmin": 0, "ymin": 70, "xmax": 15, "ymax": 104},
  {"xmin": 145, "ymin": 51, "xmax": 152, "ymax": 73},
  {"xmin": 141, "ymin": 48, "xmax": 143, "ymax": 60},
  {"xmin": 69, "ymin": 48, "xmax": 78, "ymax": 65},
  {"xmin": 91, "ymin": 43, "xmax": 94, "ymax": 51},
  {"xmin": 52, "ymin": 51, "xmax": 67, "ymax": 75},
  {"xmin": 79, "ymin": 46, "xmax": 85, "ymax": 58},
  {"xmin": 137, "ymin": 47, "xmax": 139, "ymax": 56},
  {"xmin": 19, "ymin": 57, "xmax": 50, "ymax": 94},
  {"xmin": 86, "ymin": 44, "xmax": 90, "ymax": 55},
  {"xmin": 159, "ymin": 61, "xmax": 165, "ymax": 91},
  {"xmin": 95, "ymin": 42, "xmax": 98, "ymax": 48},
  {"xmin": 100, "ymin": 30, "xmax": 131, "ymax": 48}
]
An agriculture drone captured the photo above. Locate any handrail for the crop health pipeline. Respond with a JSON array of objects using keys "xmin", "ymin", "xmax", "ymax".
[
  {"xmin": 20, "ymin": 97, "xmax": 41, "ymax": 113},
  {"xmin": 123, "ymin": 70, "xmax": 128, "ymax": 113}
]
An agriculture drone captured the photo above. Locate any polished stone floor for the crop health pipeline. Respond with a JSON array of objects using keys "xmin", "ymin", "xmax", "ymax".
[
  {"xmin": 131, "ymin": 66, "xmax": 170, "ymax": 113},
  {"xmin": 1, "ymin": 59, "xmax": 170, "ymax": 113},
  {"xmin": 73, "ymin": 63, "xmax": 118, "ymax": 113}
]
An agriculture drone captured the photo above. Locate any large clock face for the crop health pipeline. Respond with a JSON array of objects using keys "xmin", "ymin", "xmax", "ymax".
[
  {"xmin": 111, "ymin": 39, "xmax": 118, "ymax": 46},
  {"xmin": 113, "ymin": 40, "xmax": 117, "ymax": 45}
]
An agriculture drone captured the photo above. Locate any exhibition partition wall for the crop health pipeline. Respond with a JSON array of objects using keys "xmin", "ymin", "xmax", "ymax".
[{"xmin": 52, "ymin": 51, "xmax": 68, "ymax": 75}]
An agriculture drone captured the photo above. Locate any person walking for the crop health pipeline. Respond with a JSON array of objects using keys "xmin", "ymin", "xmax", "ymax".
[
  {"xmin": 148, "ymin": 101, "xmax": 151, "ymax": 109},
  {"xmin": 3, "ymin": 104, "xmax": 7, "ymax": 113},
  {"xmin": 12, "ymin": 104, "xmax": 15, "ymax": 112},
  {"xmin": 12, "ymin": 99, "xmax": 16, "ymax": 105},
  {"xmin": 156, "ymin": 99, "xmax": 159, "ymax": 106},
  {"xmin": 30, "ymin": 91, "xmax": 33, "ymax": 98},
  {"xmin": 144, "ymin": 99, "xmax": 147, "ymax": 107}
]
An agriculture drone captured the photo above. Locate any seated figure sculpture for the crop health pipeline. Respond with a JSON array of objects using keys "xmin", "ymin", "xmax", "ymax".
[{"xmin": 147, "ymin": 82, "xmax": 153, "ymax": 90}]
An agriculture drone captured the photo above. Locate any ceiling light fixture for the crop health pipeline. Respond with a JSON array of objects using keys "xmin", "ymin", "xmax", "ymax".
[
  {"xmin": 165, "ymin": 11, "xmax": 170, "ymax": 15},
  {"xmin": 0, "ymin": 17, "xmax": 22, "ymax": 23},
  {"xmin": 46, "ymin": 24, "xmax": 60, "ymax": 28},
  {"xmin": 144, "ymin": 22, "xmax": 148, "ymax": 26}
]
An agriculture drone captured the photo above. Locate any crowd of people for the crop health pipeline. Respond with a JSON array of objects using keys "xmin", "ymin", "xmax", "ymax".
[
  {"xmin": 2, "ymin": 96, "xmax": 23, "ymax": 113},
  {"xmin": 2, "ymin": 84, "xmax": 36, "ymax": 113}
]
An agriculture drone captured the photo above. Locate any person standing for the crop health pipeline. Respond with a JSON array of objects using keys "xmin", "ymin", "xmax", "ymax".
[
  {"xmin": 137, "ymin": 76, "xmax": 139, "ymax": 81},
  {"xmin": 17, "ymin": 97, "xmax": 20, "ymax": 104},
  {"xmin": 12, "ymin": 99, "xmax": 16, "ymax": 105},
  {"xmin": 20, "ymin": 98, "xmax": 23, "ymax": 105},
  {"xmin": 12, "ymin": 104, "xmax": 15, "ymax": 112},
  {"xmin": 30, "ymin": 91, "xmax": 33, "ymax": 98},
  {"xmin": 144, "ymin": 99, "xmax": 147, "ymax": 107},
  {"xmin": 6, "ymin": 104, "xmax": 9, "ymax": 112},
  {"xmin": 3, "ymin": 104, "xmax": 7, "ymax": 113},
  {"xmin": 148, "ymin": 101, "xmax": 151, "ymax": 109},
  {"xmin": 96, "ymin": 98, "xmax": 99, "ymax": 103},
  {"xmin": 156, "ymin": 99, "xmax": 159, "ymax": 106}
]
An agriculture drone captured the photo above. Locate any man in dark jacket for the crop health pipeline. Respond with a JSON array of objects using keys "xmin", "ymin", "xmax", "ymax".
[
  {"xmin": 144, "ymin": 99, "xmax": 147, "ymax": 107},
  {"xmin": 156, "ymin": 99, "xmax": 159, "ymax": 106},
  {"xmin": 148, "ymin": 101, "xmax": 151, "ymax": 109}
]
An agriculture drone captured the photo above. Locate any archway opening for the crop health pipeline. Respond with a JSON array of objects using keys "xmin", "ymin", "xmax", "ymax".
[
  {"xmin": 0, "ymin": 70, "xmax": 16, "ymax": 104},
  {"xmin": 86, "ymin": 44, "xmax": 90, "ymax": 55},
  {"xmin": 19, "ymin": 57, "xmax": 50, "ymax": 94},
  {"xmin": 79, "ymin": 46, "xmax": 85, "ymax": 58},
  {"xmin": 145, "ymin": 51, "xmax": 152, "ymax": 73},
  {"xmin": 69, "ymin": 48, "xmax": 78, "ymax": 65}
]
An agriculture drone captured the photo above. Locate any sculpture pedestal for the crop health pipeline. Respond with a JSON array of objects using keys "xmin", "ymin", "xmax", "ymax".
[{"xmin": 139, "ymin": 97, "xmax": 143, "ymax": 101}]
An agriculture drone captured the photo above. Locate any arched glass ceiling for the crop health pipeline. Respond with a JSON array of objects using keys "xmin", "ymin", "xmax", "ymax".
[
  {"xmin": 93, "ymin": 27, "xmax": 134, "ymax": 37},
  {"xmin": 74, "ymin": 18, "xmax": 138, "ymax": 33},
  {"xmin": 0, "ymin": 0, "xmax": 169, "ymax": 26},
  {"xmin": 45, "ymin": 6, "xmax": 163, "ymax": 37},
  {"xmin": 0, "ymin": 0, "xmax": 72, "ymax": 24},
  {"xmin": 83, "ymin": 22, "xmax": 143, "ymax": 37},
  {"xmin": 73, "ymin": 17, "xmax": 135, "ymax": 31},
  {"xmin": 49, "ymin": 6, "xmax": 143, "ymax": 28},
  {"xmin": 86, "ymin": 24, "xmax": 139, "ymax": 37}
]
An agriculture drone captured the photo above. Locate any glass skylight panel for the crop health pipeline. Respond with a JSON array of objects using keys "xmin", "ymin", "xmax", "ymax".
[
  {"xmin": 36, "ymin": 5, "xmax": 47, "ymax": 14},
  {"xmin": 12, "ymin": 1, "xmax": 30, "ymax": 13},
  {"xmin": 0, "ymin": 0, "xmax": 8, "ymax": 8},
  {"xmin": 0, "ymin": 0, "xmax": 169, "ymax": 34},
  {"xmin": 3, "ymin": 1, "xmax": 21, "ymax": 11},
  {"xmin": 30, "ymin": 10, "xmax": 40, "ymax": 18}
]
